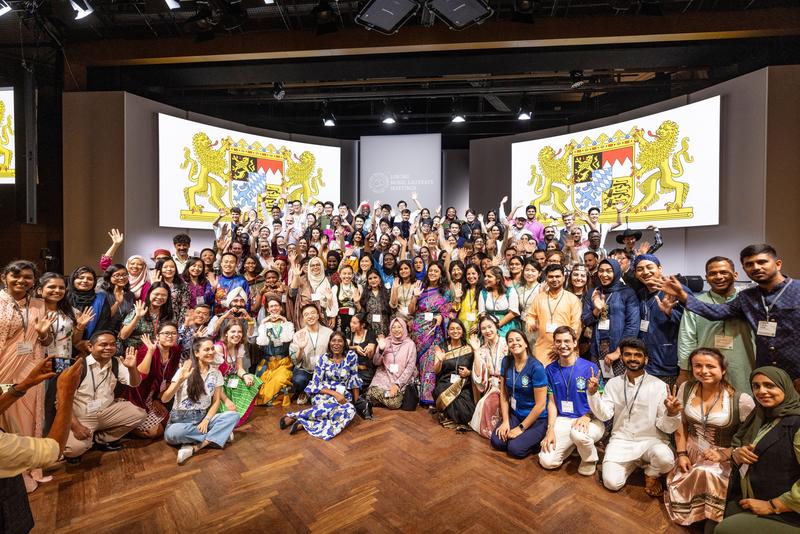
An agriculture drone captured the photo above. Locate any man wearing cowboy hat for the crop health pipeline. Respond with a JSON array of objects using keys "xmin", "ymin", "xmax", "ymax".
[{"xmin": 615, "ymin": 225, "xmax": 663, "ymax": 260}]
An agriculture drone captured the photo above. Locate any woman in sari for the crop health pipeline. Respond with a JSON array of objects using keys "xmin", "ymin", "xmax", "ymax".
[
  {"xmin": 215, "ymin": 321, "xmax": 261, "ymax": 427},
  {"xmin": 469, "ymin": 314, "xmax": 508, "ymax": 439},
  {"xmin": 0, "ymin": 260, "xmax": 56, "ymax": 492},
  {"xmin": 125, "ymin": 324, "xmax": 182, "ymax": 438},
  {"xmin": 433, "ymin": 319, "xmax": 475, "ymax": 429},
  {"xmin": 254, "ymin": 296, "xmax": 295, "ymax": 407},
  {"xmin": 664, "ymin": 348, "xmax": 754, "ymax": 528},
  {"xmin": 409, "ymin": 262, "xmax": 452, "ymax": 406},
  {"xmin": 455, "ymin": 263, "xmax": 482, "ymax": 336},
  {"xmin": 366, "ymin": 317, "xmax": 418, "ymax": 409},
  {"xmin": 716, "ymin": 366, "xmax": 800, "ymax": 533},
  {"xmin": 280, "ymin": 331, "xmax": 362, "ymax": 440},
  {"xmin": 478, "ymin": 266, "xmax": 520, "ymax": 337}
]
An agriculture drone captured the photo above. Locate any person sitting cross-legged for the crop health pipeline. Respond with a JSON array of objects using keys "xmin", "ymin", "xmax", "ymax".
[
  {"xmin": 587, "ymin": 337, "xmax": 682, "ymax": 497},
  {"xmin": 538, "ymin": 326, "xmax": 606, "ymax": 476}
]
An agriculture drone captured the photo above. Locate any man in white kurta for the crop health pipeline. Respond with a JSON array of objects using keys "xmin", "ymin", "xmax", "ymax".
[{"xmin": 587, "ymin": 337, "xmax": 682, "ymax": 496}]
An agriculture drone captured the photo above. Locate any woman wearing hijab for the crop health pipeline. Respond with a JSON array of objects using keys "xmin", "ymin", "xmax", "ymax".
[
  {"xmin": 67, "ymin": 266, "xmax": 112, "ymax": 349},
  {"xmin": 288, "ymin": 256, "xmax": 337, "ymax": 330},
  {"xmin": 581, "ymin": 258, "xmax": 639, "ymax": 378},
  {"xmin": 97, "ymin": 228, "xmax": 151, "ymax": 302},
  {"xmin": 365, "ymin": 317, "xmax": 418, "ymax": 410},
  {"xmin": 716, "ymin": 366, "xmax": 800, "ymax": 533}
]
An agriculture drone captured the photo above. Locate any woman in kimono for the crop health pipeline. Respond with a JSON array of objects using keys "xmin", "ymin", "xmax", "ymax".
[
  {"xmin": 469, "ymin": 314, "xmax": 508, "ymax": 438},
  {"xmin": 433, "ymin": 319, "xmax": 475, "ymax": 429},
  {"xmin": 254, "ymin": 296, "xmax": 295, "ymax": 406},
  {"xmin": 279, "ymin": 330, "xmax": 362, "ymax": 440},
  {"xmin": 409, "ymin": 262, "xmax": 452, "ymax": 406}
]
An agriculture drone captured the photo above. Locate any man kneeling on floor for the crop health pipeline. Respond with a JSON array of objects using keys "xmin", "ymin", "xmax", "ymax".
[
  {"xmin": 587, "ymin": 337, "xmax": 682, "ymax": 496},
  {"xmin": 64, "ymin": 331, "xmax": 146, "ymax": 463}
]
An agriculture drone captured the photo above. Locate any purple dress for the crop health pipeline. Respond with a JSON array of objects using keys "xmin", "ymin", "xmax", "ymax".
[{"xmin": 411, "ymin": 287, "xmax": 452, "ymax": 405}]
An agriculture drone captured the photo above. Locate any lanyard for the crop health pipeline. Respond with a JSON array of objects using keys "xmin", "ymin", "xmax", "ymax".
[
  {"xmin": 623, "ymin": 374, "xmax": 645, "ymax": 419},
  {"xmin": 13, "ymin": 296, "xmax": 31, "ymax": 330},
  {"xmin": 546, "ymin": 289, "xmax": 565, "ymax": 320},
  {"xmin": 641, "ymin": 293, "xmax": 658, "ymax": 322},
  {"xmin": 761, "ymin": 279, "xmax": 792, "ymax": 321},
  {"xmin": 520, "ymin": 283, "xmax": 539, "ymax": 311},
  {"xmin": 699, "ymin": 384, "xmax": 722, "ymax": 431},
  {"xmin": 557, "ymin": 361, "xmax": 576, "ymax": 391},
  {"xmin": 308, "ymin": 329, "xmax": 319, "ymax": 355},
  {"xmin": 90, "ymin": 364, "xmax": 111, "ymax": 400},
  {"xmin": 510, "ymin": 357, "xmax": 526, "ymax": 403}
]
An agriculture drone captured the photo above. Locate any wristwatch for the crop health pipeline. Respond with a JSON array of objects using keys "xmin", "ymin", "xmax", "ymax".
[{"xmin": 517, "ymin": 423, "xmax": 525, "ymax": 431}]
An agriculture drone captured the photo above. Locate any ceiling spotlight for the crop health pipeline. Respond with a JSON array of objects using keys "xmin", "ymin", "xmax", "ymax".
[
  {"xmin": 272, "ymin": 81, "xmax": 286, "ymax": 101},
  {"xmin": 0, "ymin": 1, "xmax": 11, "ymax": 17},
  {"xmin": 451, "ymin": 113, "xmax": 465, "ymax": 123},
  {"xmin": 517, "ymin": 95, "xmax": 533, "ymax": 120},
  {"xmin": 321, "ymin": 103, "xmax": 336, "ymax": 127},
  {"xmin": 264, "ymin": 0, "xmax": 275, "ymax": 3},
  {"xmin": 381, "ymin": 102, "xmax": 397, "ymax": 125},
  {"xmin": 312, "ymin": 0, "xmax": 338, "ymax": 35},
  {"xmin": 450, "ymin": 98, "xmax": 466, "ymax": 123},
  {"xmin": 70, "ymin": 0, "xmax": 94, "ymax": 19},
  {"xmin": 165, "ymin": 0, "xmax": 180, "ymax": 9}
]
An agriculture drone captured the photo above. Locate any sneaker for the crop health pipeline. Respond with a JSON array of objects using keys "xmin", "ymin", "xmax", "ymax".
[
  {"xmin": 227, "ymin": 432, "xmax": 234, "ymax": 443},
  {"xmin": 296, "ymin": 393, "xmax": 309, "ymax": 405},
  {"xmin": 578, "ymin": 461, "xmax": 597, "ymax": 476},
  {"xmin": 177, "ymin": 445, "xmax": 194, "ymax": 465}
]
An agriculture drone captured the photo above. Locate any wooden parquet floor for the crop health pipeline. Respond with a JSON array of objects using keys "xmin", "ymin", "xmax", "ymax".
[{"xmin": 28, "ymin": 405, "xmax": 698, "ymax": 534}]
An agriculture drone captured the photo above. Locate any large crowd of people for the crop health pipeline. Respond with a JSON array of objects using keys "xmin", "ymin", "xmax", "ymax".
[{"xmin": 1, "ymin": 191, "xmax": 799, "ymax": 534}]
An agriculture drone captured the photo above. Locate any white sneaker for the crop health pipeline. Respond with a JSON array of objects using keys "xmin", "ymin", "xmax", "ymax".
[
  {"xmin": 177, "ymin": 445, "xmax": 194, "ymax": 465},
  {"xmin": 227, "ymin": 432, "xmax": 234, "ymax": 443},
  {"xmin": 578, "ymin": 461, "xmax": 596, "ymax": 476}
]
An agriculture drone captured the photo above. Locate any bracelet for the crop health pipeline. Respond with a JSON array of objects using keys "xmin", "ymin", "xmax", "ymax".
[
  {"xmin": 8, "ymin": 384, "xmax": 26, "ymax": 397},
  {"xmin": 676, "ymin": 451, "xmax": 688, "ymax": 457}
]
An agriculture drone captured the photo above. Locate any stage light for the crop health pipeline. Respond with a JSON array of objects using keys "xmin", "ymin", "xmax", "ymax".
[
  {"xmin": 512, "ymin": 0, "xmax": 533, "ymax": 23},
  {"xmin": 321, "ymin": 103, "xmax": 336, "ymax": 127},
  {"xmin": 451, "ymin": 113, "xmax": 465, "ymax": 123},
  {"xmin": 70, "ymin": 0, "xmax": 94, "ymax": 19},
  {"xmin": 355, "ymin": 0, "xmax": 419, "ymax": 35},
  {"xmin": 272, "ymin": 82, "xmax": 286, "ymax": 101},
  {"xmin": 264, "ymin": 0, "xmax": 275, "ymax": 3},
  {"xmin": 570, "ymin": 70, "xmax": 586, "ymax": 89},
  {"xmin": 312, "ymin": 0, "xmax": 338, "ymax": 34},
  {"xmin": 165, "ymin": 0, "xmax": 180, "ymax": 9},
  {"xmin": 0, "ymin": 1, "xmax": 11, "ymax": 17},
  {"xmin": 517, "ymin": 96, "xmax": 532, "ymax": 120},
  {"xmin": 426, "ymin": 0, "xmax": 493, "ymax": 30},
  {"xmin": 381, "ymin": 102, "xmax": 397, "ymax": 125}
]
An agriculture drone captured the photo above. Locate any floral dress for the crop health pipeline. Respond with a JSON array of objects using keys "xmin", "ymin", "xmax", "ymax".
[
  {"xmin": 285, "ymin": 351, "xmax": 362, "ymax": 440},
  {"xmin": 412, "ymin": 287, "xmax": 453, "ymax": 405}
]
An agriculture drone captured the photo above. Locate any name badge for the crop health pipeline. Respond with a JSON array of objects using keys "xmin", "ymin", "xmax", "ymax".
[
  {"xmin": 348, "ymin": 307, "xmax": 355, "ymax": 316},
  {"xmin": 311, "ymin": 293, "xmax": 322, "ymax": 302},
  {"xmin": 86, "ymin": 399, "xmax": 103, "ymax": 414},
  {"xmin": 546, "ymin": 323, "xmax": 557, "ymax": 334},
  {"xmin": 16, "ymin": 342, "xmax": 33, "ymax": 357},
  {"xmin": 335, "ymin": 384, "xmax": 346, "ymax": 395},
  {"xmin": 424, "ymin": 312, "xmax": 434, "ymax": 322},
  {"xmin": 196, "ymin": 296, "xmax": 205, "ymax": 306},
  {"xmin": 598, "ymin": 319, "xmax": 610, "ymax": 331},
  {"xmin": 227, "ymin": 377, "xmax": 239, "ymax": 389},
  {"xmin": 466, "ymin": 312, "xmax": 477, "ymax": 322},
  {"xmin": 599, "ymin": 359, "xmax": 614, "ymax": 379},
  {"xmin": 510, "ymin": 397, "xmax": 517, "ymax": 411},
  {"xmin": 639, "ymin": 320, "xmax": 650, "ymax": 333},
  {"xmin": 372, "ymin": 314, "xmax": 382, "ymax": 324},
  {"xmin": 560, "ymin": 400, "xmax": 574, "ymax": 414},
  {"xmin": 757, "ymin": 320, "xmax": 777, "ymax": 337},
  {"xmin": 714, "ymin": 334, "xmax": 734, "ymax": 350},
  {"xmin": 399, "ymin": 306, "xmax": 409, "ymax": 315},
  {"xmin": 282, "ymin": 294, "xmax": 287, "ymax": 303},
  {"xmin": 384, "ymin": 282, "xmax": 392, "ymax": 290},
  {"xmin": 388, "ymin": 363, "xmax": 399, "ymax": 374},
  {"xmin": 450, "ymin": 374, "xmax": 460, "ymax": 384}
]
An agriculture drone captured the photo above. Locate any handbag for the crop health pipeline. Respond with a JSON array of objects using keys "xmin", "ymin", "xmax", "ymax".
[
  {"xmin": 353, "ymin": 397, "xmax": 373, "ymax": 420},
  {"xmin": 401, "ymin": 381, "xmax": 419, "ymax": 411}
]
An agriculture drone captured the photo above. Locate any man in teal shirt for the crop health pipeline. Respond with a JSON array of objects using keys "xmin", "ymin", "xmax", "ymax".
[{"xmin": 677, "ymin": 256, "xmax": 756, "ymax": 393}]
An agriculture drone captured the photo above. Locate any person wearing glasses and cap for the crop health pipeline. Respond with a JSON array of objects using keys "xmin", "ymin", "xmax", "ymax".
[{"xmin": 615, "ymin": 224, "xmax": 663, "ymax": 260}]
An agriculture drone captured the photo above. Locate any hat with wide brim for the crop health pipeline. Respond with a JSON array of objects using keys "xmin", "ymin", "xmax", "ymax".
[{"xmin": 615, "ymin": 229, "xmax": 643, "ymax": 244}]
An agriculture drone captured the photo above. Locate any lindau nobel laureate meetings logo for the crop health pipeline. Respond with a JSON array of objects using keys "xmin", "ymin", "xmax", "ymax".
[{"xmin": 368, "ymin": 172, "xmax": 389, "ymax": 194}]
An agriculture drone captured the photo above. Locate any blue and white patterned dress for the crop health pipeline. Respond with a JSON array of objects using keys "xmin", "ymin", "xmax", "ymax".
[{"xmin": 286, "ymin": 350, "xmax": 362, "ymax": 440}]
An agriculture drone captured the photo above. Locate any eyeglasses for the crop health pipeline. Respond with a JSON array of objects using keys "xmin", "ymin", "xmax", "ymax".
[
  {"xmin": 111, "ymin": 273, "xmax": 129, "ymax": 279},
  {"xmin": 159, "ymin": 331, "xmax": 178, "ymax": 337}
]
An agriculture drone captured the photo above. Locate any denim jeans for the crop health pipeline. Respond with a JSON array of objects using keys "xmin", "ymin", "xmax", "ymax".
[
  {"xmin": 164, "ymin": 411, "xmax": 239, "ymax": 448},
  {"xmin": 292, "ymin": 368, "xmax": 313, "ymax": 394}
]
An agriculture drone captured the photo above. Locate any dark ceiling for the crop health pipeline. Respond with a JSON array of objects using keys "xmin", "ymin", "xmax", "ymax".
[{"xmin": 1, "ymin": 0, "xmax": 799, "ymax": 147}]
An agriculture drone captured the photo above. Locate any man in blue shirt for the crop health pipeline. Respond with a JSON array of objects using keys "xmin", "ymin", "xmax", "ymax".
[
  {"xmin": 634, "ymin": 254, "xmax": 684, "ymax": 386},
  {"xmin": 539, "ymin": 326, "xmax": 606, "ymax": 475},
  {"xmin": 658, "ymin": 243, "xmax": 800, "ymax": 391}
]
